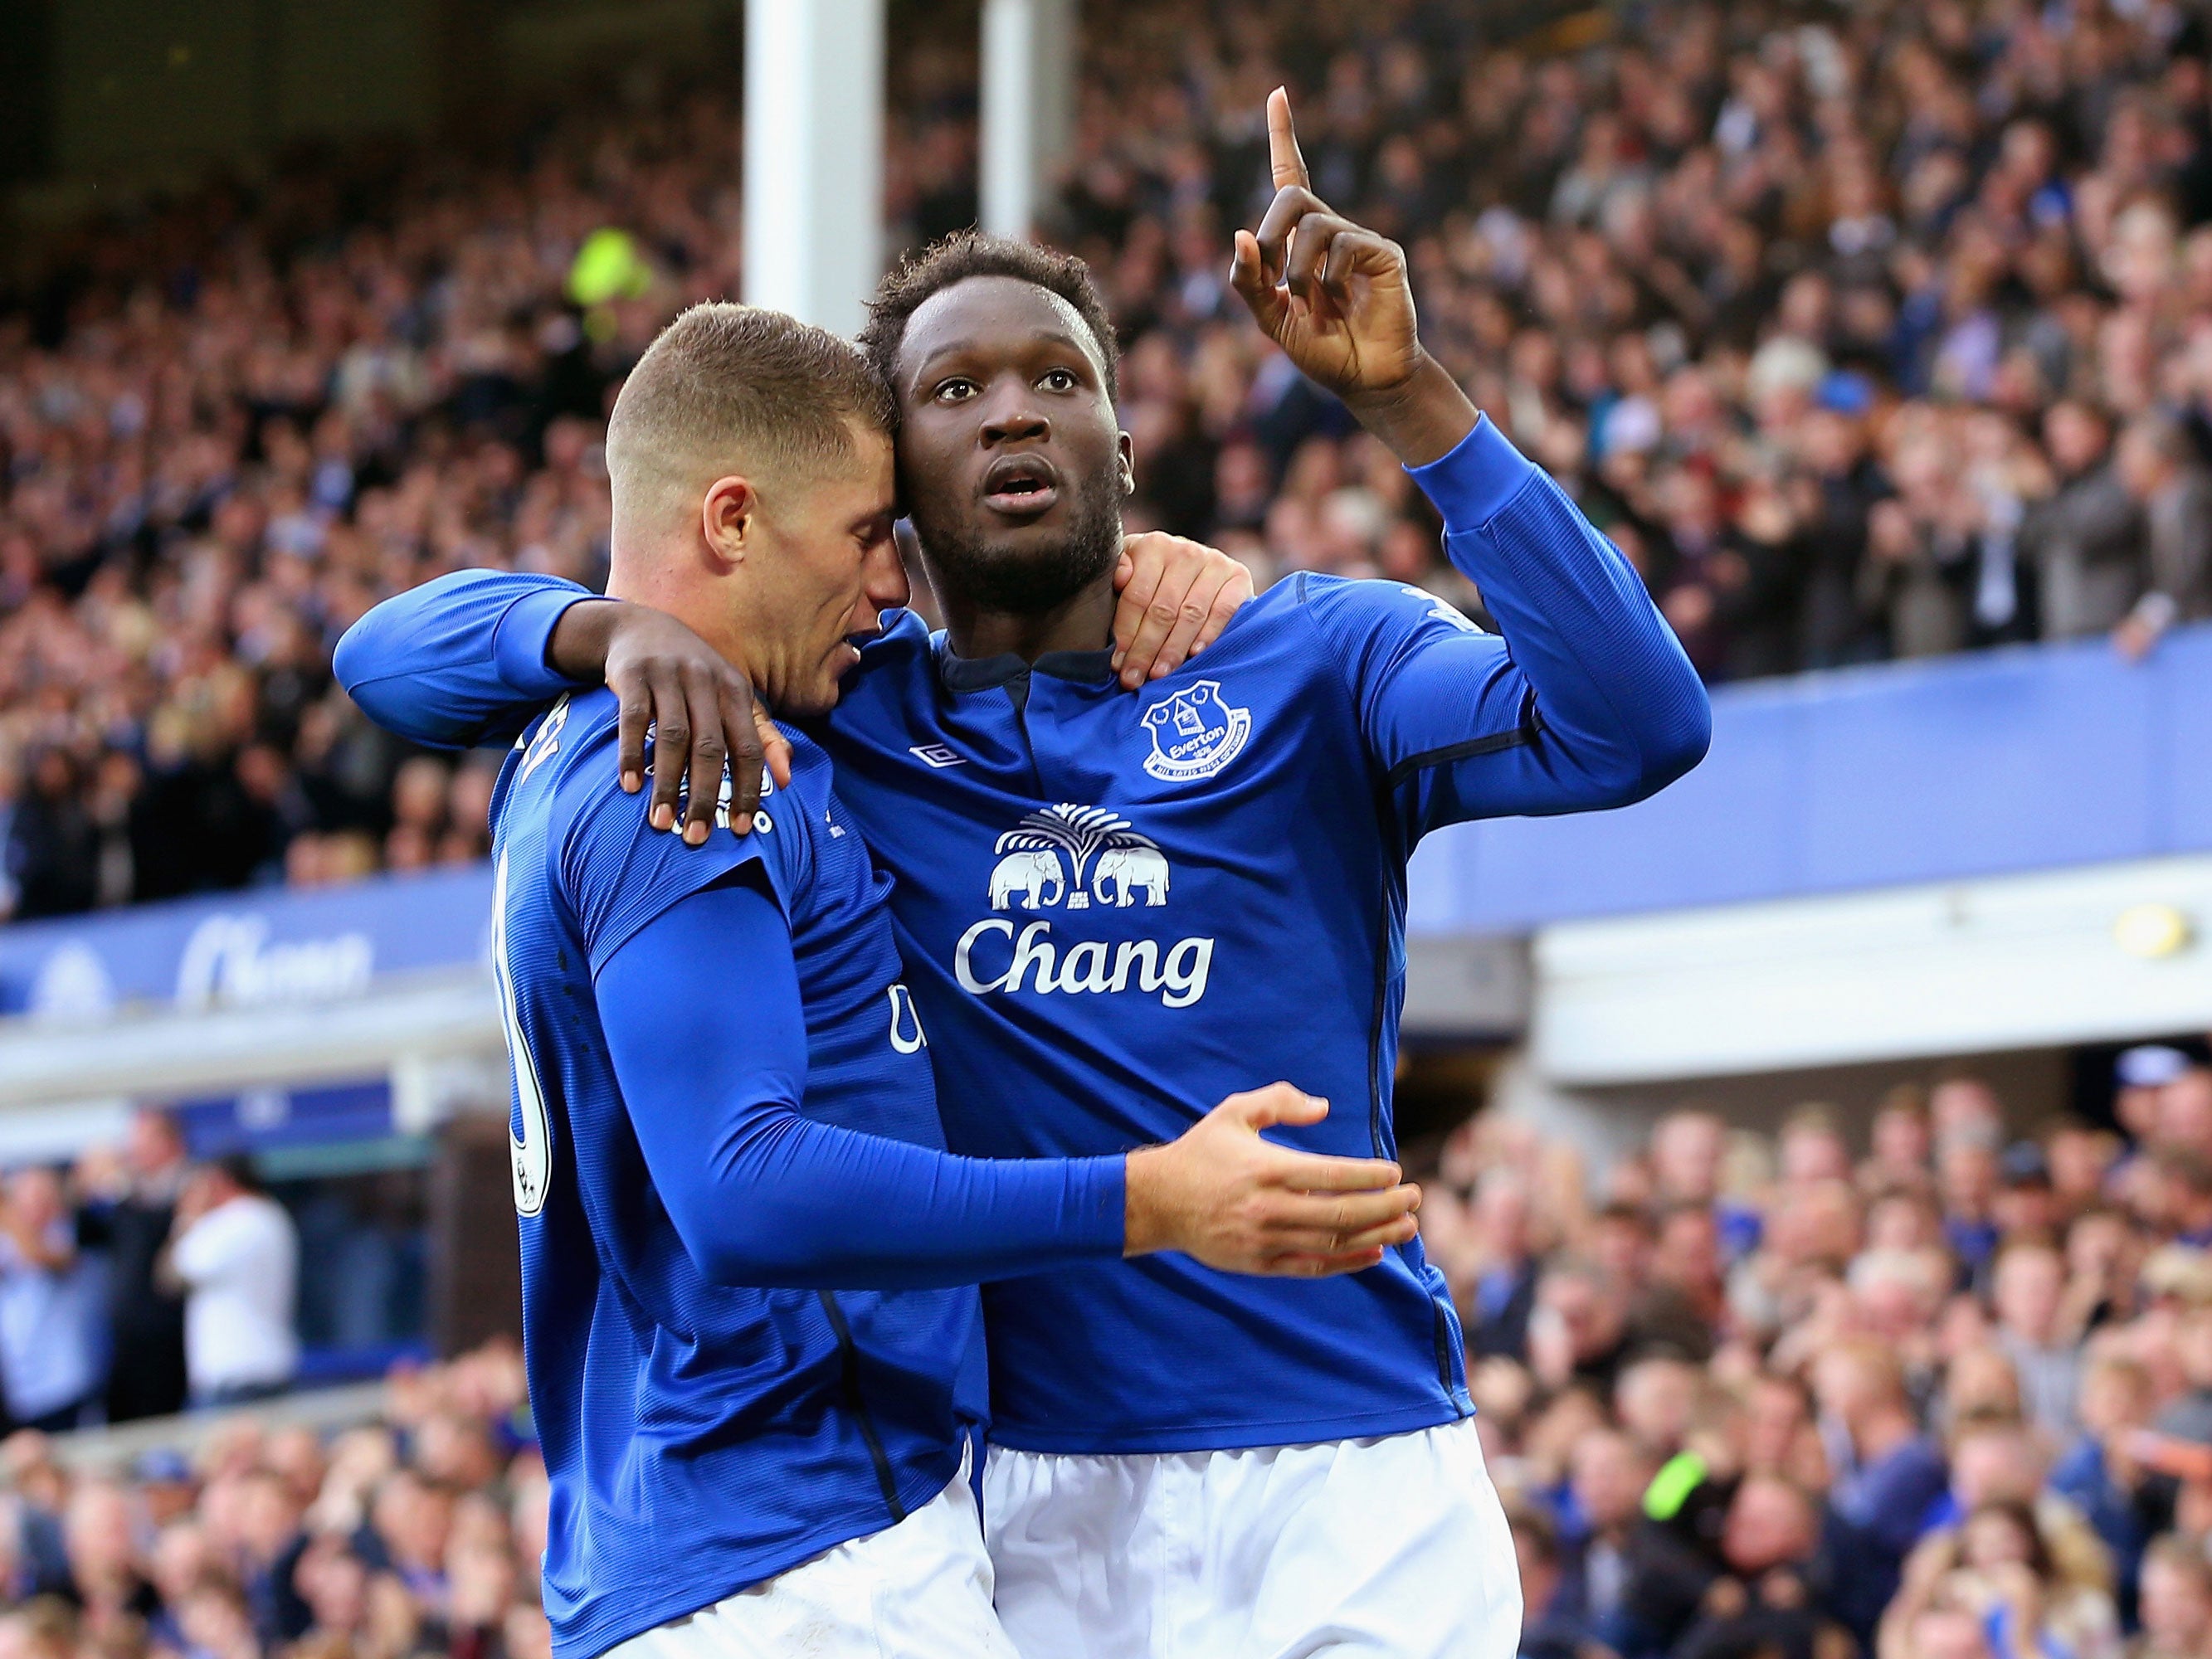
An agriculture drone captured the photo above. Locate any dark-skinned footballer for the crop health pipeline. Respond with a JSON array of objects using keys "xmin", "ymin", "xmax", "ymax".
[{"xmin": 341, "ymin": 90, "xmax": 1708, "ymax": 1659}]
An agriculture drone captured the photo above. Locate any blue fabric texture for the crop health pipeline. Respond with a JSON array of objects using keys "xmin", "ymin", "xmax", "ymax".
[{"xmin": 480, "ymin": 690, "xmax": 1118, "ymax": 1659}]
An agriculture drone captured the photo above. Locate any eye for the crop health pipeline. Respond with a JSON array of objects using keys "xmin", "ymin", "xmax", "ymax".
[
  {"xmin": 1039, "ymin": 367, "xmax": 1078, "ymax": 392},
  {"xmin": 933, "ymin": 377, "xmax": 976, "ymax": 403}
]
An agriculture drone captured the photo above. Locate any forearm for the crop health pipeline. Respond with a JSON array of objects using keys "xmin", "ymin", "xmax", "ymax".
[
  {"xmin": 600, "ymin": 879, "xmax": 1126, "ymax": 1291},
  {"xmin": 1411, "ymin": 416, "xmax": 1710, "ymax": 798},
  {"xmin": 1343, "ymin": 355, "xmax": 1479, "ymax": 469},
  {"xmin": 673, "ymin": 1111, "xmax": 1127, "ymax": 1290},
  {"xmin": 546, "ymin": 596, "xmax": 625, "ymax": 682},
  {"xmin": 334, "ymin": 570, "xmax": 594, "ymax": 747}
]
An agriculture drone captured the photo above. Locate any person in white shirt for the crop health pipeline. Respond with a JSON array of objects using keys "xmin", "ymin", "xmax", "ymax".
[{"xmin": 161, "ymin": 1156, "xmax": 298, "ymax": 1408}]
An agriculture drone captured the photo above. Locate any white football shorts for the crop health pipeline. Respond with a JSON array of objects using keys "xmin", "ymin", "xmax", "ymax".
[
  {"xmin": 600, "ymin": 1446, "xmax": 1018, "ymax": 1659},
  {"xmin": 984, "ymin": 1418, "xmax": 1523, "ymax": 1659}
]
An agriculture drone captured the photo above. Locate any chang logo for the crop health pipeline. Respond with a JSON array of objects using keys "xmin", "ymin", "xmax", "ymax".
[
  {"xmin": 957, "ymin": 805, "xmax": 1213, "ymax": 1007},
  {"xmin": 988, "ymin": 805, "xmax": 1164, "ymax": 912}
]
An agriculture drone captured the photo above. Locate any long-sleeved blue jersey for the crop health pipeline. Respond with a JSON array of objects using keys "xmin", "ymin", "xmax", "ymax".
[
  {"xmin": 339, "ymin": 416, "xmax": 1709, "ymax": 1457},
  {"xmin": 485, "ymin": 689, "xmax": 1125, "ymax": 1659}
]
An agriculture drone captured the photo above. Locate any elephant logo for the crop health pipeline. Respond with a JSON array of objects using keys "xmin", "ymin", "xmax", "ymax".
[
  {"xmin": 1093, "ymin": 844, "xmax": 1169, "ymax": 907},
  {"xmin": 989, "ymin": 805, "xmax": 1171, "ymax": 912},
  {"xmin": 989, "ymin": 847, "xmax": 1065, "ymax": 910},
  {"xmin": 1140, "ymin": 680, "xmax": 1251, "ymax": 782}
]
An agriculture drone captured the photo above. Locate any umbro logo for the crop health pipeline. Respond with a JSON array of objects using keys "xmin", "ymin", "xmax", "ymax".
[{"xmin": 909, "ymin": 744, "xmax": 967, "ymax": 768}]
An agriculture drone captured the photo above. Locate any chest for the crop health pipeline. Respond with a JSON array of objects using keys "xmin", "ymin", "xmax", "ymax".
[{"xmin": 823, "ymin": 656, "xmax": 1391, "ymax": 1013}]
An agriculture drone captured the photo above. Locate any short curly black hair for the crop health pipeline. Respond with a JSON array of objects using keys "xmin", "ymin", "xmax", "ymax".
[{"xmin": 859, "ymin": 231, "xmax": 1120, "ymax": 413}]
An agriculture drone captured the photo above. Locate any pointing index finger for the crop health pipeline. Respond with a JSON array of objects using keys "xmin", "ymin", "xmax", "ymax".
[{"xmin": 1268, "ymin": 86, "xmax": 1309, "ymax": 192}]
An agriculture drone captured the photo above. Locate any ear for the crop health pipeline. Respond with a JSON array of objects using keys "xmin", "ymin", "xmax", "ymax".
[
  {"xmin": 701, "ymin": 475, "xmax": 759, "ymax": 567},
  {"xmin": 1117, "ymin": 430, "xmax": 1136, "ymax": 499}
]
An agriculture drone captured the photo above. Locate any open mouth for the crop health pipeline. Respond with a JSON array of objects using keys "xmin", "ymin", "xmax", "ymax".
[{"xmin": 981, "ymin": 453, "xmax": 1061, "ymax": 518}]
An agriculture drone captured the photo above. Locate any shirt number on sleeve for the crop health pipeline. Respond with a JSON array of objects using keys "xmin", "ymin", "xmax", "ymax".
[{"xmin": 493, "ymin": 850, "xmax": 554, "ymax": 1216}]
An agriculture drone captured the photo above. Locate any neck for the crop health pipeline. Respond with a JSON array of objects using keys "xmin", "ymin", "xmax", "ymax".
[
  {"xmin": 939, "ymin": 572, "xmax": 1118, "ymax": 663},
  {"xmin": 1855, "ymin": 1407, "xmax": 1912, "ymax": 1457},
  {"xmin": 609, "ymin": 554, "xmax": 756, "ymax": 681}
]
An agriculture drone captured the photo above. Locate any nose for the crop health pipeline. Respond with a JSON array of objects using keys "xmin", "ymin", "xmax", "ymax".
[
  {"xmin": 979, "ymin": 377, "xmax": 1050, "ymax": 446},
  {"xmin": 854, "ymin": 530, "xmax": 912, "ymax": 630}
]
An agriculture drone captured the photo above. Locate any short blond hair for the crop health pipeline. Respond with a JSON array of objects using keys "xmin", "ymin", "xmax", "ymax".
[{"xmin": 605, "ymin": 303, "xmax": 894, "ymax": 531}]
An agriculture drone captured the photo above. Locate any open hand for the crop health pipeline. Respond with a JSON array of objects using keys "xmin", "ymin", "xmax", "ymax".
[
  {"xmin": 553, "ymin": 600, "xmax": 794, "ymax": 844},
  {"xmin": 1125, "ymin": 1084, "xmax": 1421, "ymax": 1277}
]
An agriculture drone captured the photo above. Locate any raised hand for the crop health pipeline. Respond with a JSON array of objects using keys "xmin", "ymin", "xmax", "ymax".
[
  {"xmin": 1229, "ymin": 88, "xmax": 1421, "ymax": 401},
  {"xmin": 1124, "ymin": 1084, "xmax": 1422, "ymax": 1277},
  {"xmin": 1227, "ymin": 88, "xmax": 1477, "ymax": 467}
]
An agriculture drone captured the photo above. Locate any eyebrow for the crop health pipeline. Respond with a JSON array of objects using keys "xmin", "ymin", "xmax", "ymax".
[{"xmin": 908, "ymin": 329, "xmax": 1099, "ymax": 383}]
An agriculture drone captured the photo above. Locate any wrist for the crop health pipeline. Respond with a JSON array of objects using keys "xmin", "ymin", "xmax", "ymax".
[
  {"xmin": 1344, "ymin": 355, "xmax": 1477, "ymax": 469},
  {"xmin": 548, "ymin": 597, "xmax": 625, "ymax": 682},
  {"xmin": 1123, "ymin": 1146, "xmax": 1170, "ymax": 1258}
]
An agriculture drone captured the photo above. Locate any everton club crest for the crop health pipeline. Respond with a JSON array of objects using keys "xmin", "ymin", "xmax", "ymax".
[{"xmin": 1140, "ymin": 680, "xmax": 1252, "ymax": 782}]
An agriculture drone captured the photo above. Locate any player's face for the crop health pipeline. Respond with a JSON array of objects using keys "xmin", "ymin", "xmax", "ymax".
[
  {"xmin": 746, "ymin": 425, "xmax": 903, "ymax": 716},
  {"xmin": 891, "ymin": 275, "xmax": 1135, "ymax": 615}
]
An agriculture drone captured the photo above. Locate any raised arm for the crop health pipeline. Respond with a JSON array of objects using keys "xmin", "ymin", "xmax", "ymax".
[
  {"xmin": 1229, "ymin": 88, "xmax": 1708, "ymax": 834},
  {"xmin": 1306, "ymin": 417, "xmax": 1710, "ymax": 834},
  {"xmin": 598, "ymin": 871, "xmax": 1422, "ymax": 1289}
]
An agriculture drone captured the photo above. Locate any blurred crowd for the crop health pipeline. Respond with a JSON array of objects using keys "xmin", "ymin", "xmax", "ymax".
[
  {"xmin": 1415, "ymin": 1044, "xmax": 2212, "ymax": 1659},
  {"xmin": 5, "ymin": 0, "xmax": 2212, "ymax": 919},
  {"xmin": 0, "ymin": 1108, "xmax": 308, "ymax": 1437},
  {"xmin": 0, "ymin": 1343, "xmax": 545, "ymax": 1659},
  {"xmin": 3, "ymin": 1057, "xmax": 2211, "ymax": 1659},
  {"xmin": 1065, "ymin": 0, "xmax": 2212, "ymax": 679}
]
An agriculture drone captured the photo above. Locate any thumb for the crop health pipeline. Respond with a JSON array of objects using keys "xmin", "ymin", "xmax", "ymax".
[
  {"xmin": 1219, "ymin": 1083, "xmax": 1328, "ymax": 1131},
  {"xmin": 1114, "ymin": 547, "xmax": 1135, "ymax": 589},
  {"xmin": 1229, "ymin": 230, "xmax": 1287, "ymax": 335}
]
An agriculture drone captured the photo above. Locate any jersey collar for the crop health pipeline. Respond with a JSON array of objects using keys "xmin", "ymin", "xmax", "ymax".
[{"xmin": 934, "ymin": 641, "xmax": 1117, "ymax": 693}]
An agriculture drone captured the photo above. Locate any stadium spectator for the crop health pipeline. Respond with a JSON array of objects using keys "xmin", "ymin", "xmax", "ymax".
[
  {"xmin": 1666, "ymin": 1475, "xmax": 1836, "ymax": 1659},
  {"xmin": 0, "ymin": 1169, "xmax": 108, "ymax": 1433},
  {"xmin": 2111, "ymin": 415, "xmax": 2212, "ymax": 659},
  {"xmin": 1994, "ymin": 1241, "xmax": 2085, "ymax": 1441},
  {"xmin": 1558, "ymin": 1428, "xmax": 1659, "ymax": 1654},
  {"xmin": 2132, "ymin": 1535, "xmax": 2212, "ymax": 1659},
  {"xmin": 162, "ymin": 1157, "xmax": 299, "ymax": 1408},
  {"xmin": 4, "ymin": 0, "xmax": 2212, "ymax": 918},
  {"xmin": 76, "ymin": 1107, "xmax": 190, "ymax": 1423},
  {"xmin": 1814, "ymin": 1337, "xmax": 1951, "ymax": 1646},
  {"xmin": 1512, "ymin": 1504, "xmax": 1586, "ymax": 1659},
  {"xmin": 1467, "ymin": 1169, "xmax": 1543, "ymax": 1362}
]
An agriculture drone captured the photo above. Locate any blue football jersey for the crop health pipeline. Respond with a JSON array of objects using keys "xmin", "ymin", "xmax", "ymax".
[
  {"xmin": 339, "ymin": 416, "xmax": 1709, "ymax": 1457},
  {"xmin": 800, "ymin": 419, "xmax": 1706, "ymax": 1452},
  {"xmin": 486, "ymin": 688, "xmax": 984, "ymax": 1659}
]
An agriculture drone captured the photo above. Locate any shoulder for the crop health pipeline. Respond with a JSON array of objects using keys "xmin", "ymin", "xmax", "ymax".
[
  {"xmin": 846, "ymin": 608, "xmax": 934, "ymax": 681},
  {"xmin": 515, "ymin": 688, "xmax": 621, "ymax": 812},
  {"xmin": 543, "ymin": 691, "xmax": 797, "ymax": 913},
  {"xmin": 1278, "ymin": 572, "xmax": 1490, "ymax": 638}
]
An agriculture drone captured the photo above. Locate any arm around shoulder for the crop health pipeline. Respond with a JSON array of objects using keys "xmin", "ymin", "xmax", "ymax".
[{"xmin": 334, "ymin": 570, "xmax": 596, "ymax": 748}]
